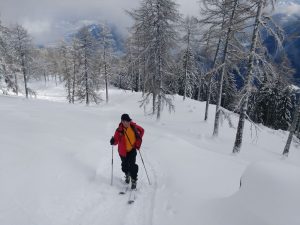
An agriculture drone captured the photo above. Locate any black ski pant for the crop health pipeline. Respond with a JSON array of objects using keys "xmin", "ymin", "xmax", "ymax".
[{"xmin": 120, "ymin": 148, "xmax": 139, "ymax": 180}]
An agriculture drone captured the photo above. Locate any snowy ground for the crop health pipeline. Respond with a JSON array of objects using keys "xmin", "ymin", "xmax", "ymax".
[{"xmin": 1, "ymin": 81, "xmax": 300, "ymax": 225}]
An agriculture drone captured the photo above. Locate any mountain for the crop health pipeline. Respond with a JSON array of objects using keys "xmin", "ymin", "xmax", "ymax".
[
  {"xmin": 277, "ymin": 0, "xmax": 300, "ymax": 6},
  {"xmin": 66, "ymin": 22, "xmax": 124, "ymax": 53},
  {"xmin": 44, "ymin": 20, "xmax": 125, "ymax": 53},
  {"xmin": 261, "ymin": 1, "xmax": 300, "ymax": 84},
  {"xmin": 270, "ymin": 12, "xmax": 300, "ymax": 84}
]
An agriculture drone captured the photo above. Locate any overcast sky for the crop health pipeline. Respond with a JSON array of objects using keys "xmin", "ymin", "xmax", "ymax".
[
  {"xmin": 0, "ymin": 0, "xmax": 200, "ymax": 45},
  {"xmin": 0, "ymin": 0, "xmax": 299, "ymax": 45}
]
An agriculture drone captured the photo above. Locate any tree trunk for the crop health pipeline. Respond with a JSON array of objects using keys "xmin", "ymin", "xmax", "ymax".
[
  {"xmin": 103, "ymin": 44, "xmax": 109, "ymax": 103},
  {"xmin": 205, "ymin": 35, "xmax": 222, "ymax": 121},
  {"xmin": 105, "ymin": 63, "xmax": 108, "ymax": 103},
  {"xmin": 204, "ymin": 13, "xmax": 225, "ymax": 121},
  {"xmin": 142, "ymin": 56, "xmax": 147, "ymax": 96},
  {"xmin": 157, "ymin": 53, "xmax": 162, "ymax": 120},
  {"xmin": 21, "ymin": 56, "xmax": 28, "ymax": 98},
  {"xmin": 152, "ymin": 92, "xmax": 156, "ymax": 114},
  {"xmin": 14, "ymin": 72, "xmax": 19, "ymax": 95},
  {"xmin": 233, "ymin": 1, "xmax": 263, "ymax": 153},
  {"xmin": 55, "ymin": 74, "xmax": 58, "ymax": 86},
  {"xmin": 137, "ymin": 44, "xmax": 141, "ymax": 92},
  {"xmin": 84, "ymin": 54, "xmax": 89, "ymax": 105},
  {"xmin": 43, "ymin": 71, "xmax": 47, "ymax": 86},
  {"xmin": 198, "ymin": 77, "xmax": 202, "ymax": 101},
  {"xmin": 183, "ymin": 29, "xmax": 191, "ymax": 101},
  {"xmin": 283, "ymin": 98, "xmax": 300, "ymax": 156},
  {"xmin": 72, "ymin": 58, "xmax": 76, "ymax": 104},
  {"xmin": 213, "ymin": 0, "xmax": 238, "ymax": 136}
]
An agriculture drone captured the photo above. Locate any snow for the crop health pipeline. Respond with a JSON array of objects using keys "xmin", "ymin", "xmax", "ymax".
[
  {"xmin": 291, "ymin": 84, "xmax": 300, "ymax": 92},
  {"xmin": 0, "ymin": 81, "xmax": 300, "ymax": 225}
]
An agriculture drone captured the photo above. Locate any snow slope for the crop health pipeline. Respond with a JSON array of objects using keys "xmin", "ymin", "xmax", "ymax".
[{"xmin": 0, "ymin": 82, "xmax": 300, "ymax": 225}]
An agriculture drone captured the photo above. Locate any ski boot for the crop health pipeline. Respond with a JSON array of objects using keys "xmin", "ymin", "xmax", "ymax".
[
  {"xmin": 131, "ymin": 179, "xmax": 137, "ymax": 189},
  {"xmin": 125, "ymin": 173, "xmax": 130, "ymax": 184}
]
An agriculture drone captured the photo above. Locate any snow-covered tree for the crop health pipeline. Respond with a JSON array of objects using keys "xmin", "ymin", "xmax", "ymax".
[
  {"xmin": 210, "ymin": 0, "xmax": 239, "ymax": 136},
  {"xmin": 10, "ymin": 24, "xmax": 34, "ymax": 98},
  {"xmin": 58, "ymin": 42, "xmax": 73, "ymax": 103},
  {"xmin": 198, "ymin": 0, "xmax": 250, "ymax": 132},
  {"xmin": 221, "ymin": 70, "xmax": 238, "ymax": 110},
  {"xmin": 46, "ymin": 47, "xmax": 61, "ymax": 85},
  {"xmin": 180, "ymin": 16, "xmax": 198, "ymax": 100},
  {"xmin": 98, "ymin": 22, "xmax": 115, "ymax": 103},
  {"xmin": 275, "ymin": 85, "xmax": 294, "ymax": 130},
  {"xmin": 76, "ymin": 25, "xmax": 101, "ymax": 105},
  {"xmin": 30, "ymin": 48, "xmax": 46, "ymax": 85},
  {"xmin": 127, "ymin": 0, "xmax": 181, "ymax": 119},
  {"xmin": 124, "ymin": 38, "xmax": 138, "ymax": 92},
  {"xmin": 233, "ymin": 0, "xmax": 284, "ymax": 153},
  {"xmin": 0, "ymin": 21, "xmax": 15, "ymax": 94},
  {"xmin": 248, "ymin": 73, "xmax": 294, "ymax": 131},
  {"xmin": 199, "ymin": 0, "xmax": 228, "ymax": 121},
  {"xmin": 70, "ymin": 39, "xmax": 82, "ymax": 104},
  {"xmin": 283, "ymin": 95, "xmax": 300, "ymax": 156}
]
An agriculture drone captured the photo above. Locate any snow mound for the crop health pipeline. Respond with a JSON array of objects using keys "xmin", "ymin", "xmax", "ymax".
[{"xmin": 236, "ymin": 162, "xmax": 300, "ymax": 225}]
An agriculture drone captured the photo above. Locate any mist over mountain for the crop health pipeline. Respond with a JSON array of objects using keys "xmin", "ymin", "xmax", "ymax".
[
  {"xmin": 68, "ymin": 23, "xmax": 125, "ymax": 53},
  {"xmin": 269, "ymin": 9, "xmax": 300, "ymax": 84},
  {"xmin": 41, "ymin": 20, "xmax": 125, "ymax": 54},
  {"xmin": 35, "ymin": 0, "xmax": 300, "ymax": 85}
]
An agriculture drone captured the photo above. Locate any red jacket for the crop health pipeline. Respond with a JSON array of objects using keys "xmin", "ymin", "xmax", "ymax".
[{"xmin": 112, "ymin": 122, "xmax": 144, "ymax": 157}]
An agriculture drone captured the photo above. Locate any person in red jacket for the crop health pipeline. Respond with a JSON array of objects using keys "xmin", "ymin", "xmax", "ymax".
[{"xmin": 110, "ymin": 114, "xmax": 144, "ymax": 189}]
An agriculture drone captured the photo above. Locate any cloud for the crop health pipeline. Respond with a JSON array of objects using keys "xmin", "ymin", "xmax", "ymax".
[
  {"xmin": 276, "ymin": 2, "xmax": 300, "ymax": 15},
  {"xmin": 0, "ymin": 0, "xmax": 200, "ymax": 45},
  {"xmin": 23, "ymin": 19, "xmax": 51, "ymax": 35}
]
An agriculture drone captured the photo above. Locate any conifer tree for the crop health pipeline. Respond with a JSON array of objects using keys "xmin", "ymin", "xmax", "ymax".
[
  {"xmin": 98, "ymin": 22, "xmax": 115, "ymax": 103},
  {"xmin": 180, "ymin": 16, "xmax": 198, "ymax": 100},
  {"xmin": 0, "ymin": 21, "xmax": 16, "ymax": 94},
  {"xmin": 10, "ymin": 24, "xmax": 33, "ymax": 98},
  {"xmin": 233, "ymin": 0, "xmax": 284, "ymax": 153},
  {"xmin": 127, "ymin": 0, "xmax": 181, "ymax": 119},
  {"xmin": 58, "ymin": 42, "xmax": 73, "ymax": 103},
  {"xmin": 283, "ymin": 96, "xmax": 300, "ymax": 156},
  {"xmin": 76, "ymin": 26, "xmax": 100, "ymax": 105}
]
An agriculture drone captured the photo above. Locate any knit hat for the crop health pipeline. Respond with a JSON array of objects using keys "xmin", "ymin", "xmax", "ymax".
[{"xmin": 121, "ymin": 113, "xmax": 132, "ymax": 122}]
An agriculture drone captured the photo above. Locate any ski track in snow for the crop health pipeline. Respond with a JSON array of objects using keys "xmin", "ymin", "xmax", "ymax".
[
  {"xmin": 65, "ymin": 157, "xmax": 157, "ymax": 225},
  {"xmin": 62, "ymin": 120, "xmax": 158, "ymax": 225}
]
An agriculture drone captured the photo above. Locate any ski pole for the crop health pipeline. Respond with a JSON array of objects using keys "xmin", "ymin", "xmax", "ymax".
[
  {"xmin": 111, "ymin": 145, "xmax": 114, "ymax": 186},
  {"xmin": 138, "ymin": 150, "xmax": 151, "ymax": 185}
]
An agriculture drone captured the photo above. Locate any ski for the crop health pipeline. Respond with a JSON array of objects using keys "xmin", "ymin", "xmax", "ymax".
[
  {"xmin": 119, "ymin": 183, "xmax": 129, "ymax": 195},
  {"xmin": 127, "ymin": 188, "xmax": 136, "ymax": 204}
]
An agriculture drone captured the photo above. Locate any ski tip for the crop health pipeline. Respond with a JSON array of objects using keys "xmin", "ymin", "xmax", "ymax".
[
  {"xmin": 119, "ymin": 191, "xmax": 126, "ymax": 195},
  {"xmin": 128, "ymin": 200, "xmax": 135, "ymax": 204}
]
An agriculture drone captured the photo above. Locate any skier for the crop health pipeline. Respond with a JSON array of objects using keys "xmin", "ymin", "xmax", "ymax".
[{"xmin": 110, "ymin": 114, "xmax": 144, "ymax": 189}]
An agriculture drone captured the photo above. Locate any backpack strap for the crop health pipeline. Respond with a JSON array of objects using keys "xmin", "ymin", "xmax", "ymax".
[{"xmin": 131, "ymin": 124, "xmax": 142, "ymax": 140}]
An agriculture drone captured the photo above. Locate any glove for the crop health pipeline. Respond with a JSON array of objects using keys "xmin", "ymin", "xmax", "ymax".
[{"xmin": 110, "ymin": 137, "xmax": 115, "ymax": 145}]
